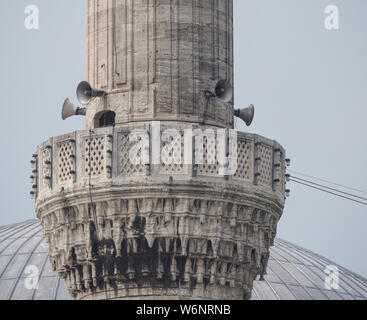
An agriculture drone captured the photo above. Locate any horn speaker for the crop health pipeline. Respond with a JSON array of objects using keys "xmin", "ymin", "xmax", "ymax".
[
  {"xmin": 62, "ymin": 98, "xmax": 86, "ymax": 120},
  {"xmin": 234, "ymin": 105, "xmax": 255, "ymax": 127},
  {"xmin": 76, "ymin": 81, "xmax": 107, "ymax": 105},
  {"xmin": 214, "ymin": 80, "xmax": 233, "ymax": 103}
]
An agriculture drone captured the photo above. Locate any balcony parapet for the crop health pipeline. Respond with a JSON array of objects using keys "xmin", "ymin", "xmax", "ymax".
[{"xmin": 33, "ymin": 122, "xmax": 286, "ymax": 206}]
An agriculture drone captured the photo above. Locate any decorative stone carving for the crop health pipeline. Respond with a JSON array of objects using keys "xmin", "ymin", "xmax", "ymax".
[{"xmin": 39, "ymin": 195, "xmax": 281, "ymax": 300}]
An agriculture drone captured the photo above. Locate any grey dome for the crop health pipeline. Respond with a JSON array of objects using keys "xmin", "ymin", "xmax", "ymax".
[{"xmin": 0, "ymin": 220, "xmax": 366, "ymax": 300}]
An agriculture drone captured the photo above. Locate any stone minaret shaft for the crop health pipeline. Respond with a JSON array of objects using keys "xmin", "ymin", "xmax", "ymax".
[
  {"xmin": 33, "ymin": 0, "xmax": 286, "ymax": 301},
  {"xmin": 86, "ymin": 0, "xmax": 234, "ymax": 128}
]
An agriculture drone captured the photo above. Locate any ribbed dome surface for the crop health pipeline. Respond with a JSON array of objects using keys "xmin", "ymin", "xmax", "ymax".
[{"xmin": 0, "ymin": 220, "xmax": 366, "ymax": 300}]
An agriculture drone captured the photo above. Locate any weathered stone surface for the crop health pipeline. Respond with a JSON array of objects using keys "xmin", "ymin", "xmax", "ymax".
[
  {"xmin": 86, "ymin": 0, "xmax": 234, "ymax": 129},
  {"xmin": 33, "ymin": 124, "xmax": 286, "ymax": 300},
  {"xmin": 41, "ymin": 197, "xmax": 279, "ymax": 300},
  {"xmin": 32, "ymin": 0, "xmax": 287, "ymax": 300}
]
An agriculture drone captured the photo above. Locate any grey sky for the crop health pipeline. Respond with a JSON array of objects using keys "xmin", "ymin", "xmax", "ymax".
[{"xmin": 0, "ymin": 0, "xmax": 366, "ymax": 277}]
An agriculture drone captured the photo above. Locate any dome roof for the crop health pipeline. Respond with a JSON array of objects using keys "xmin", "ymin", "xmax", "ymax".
[{"xmin": 0, "ymin": 220, "xmax": 366, "ymax": 300}]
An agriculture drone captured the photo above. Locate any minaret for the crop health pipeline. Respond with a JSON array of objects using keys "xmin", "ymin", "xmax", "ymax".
[
  {"xmin": 86, "ymin": 0, "xmax": 234, "ymax": 129},
  {"xmin": 32, "ymin": 0, "xmax": 287, "ymax": 300}
]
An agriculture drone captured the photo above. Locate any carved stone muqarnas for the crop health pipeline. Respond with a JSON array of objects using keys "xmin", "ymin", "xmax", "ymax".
[{"xmin": 38, "ymin": 191, "xmax": 282, "ymax": 300}]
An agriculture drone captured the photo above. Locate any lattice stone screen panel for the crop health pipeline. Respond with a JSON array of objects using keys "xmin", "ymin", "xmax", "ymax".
[
  {"xmin": 118, "ymin": 130, "xmax": 148, "ymax": 176},
  {"xmin": 84, "ymin": 135, "xmax": 107, "ymax": 178},
  {"xmin": 197, "ymin": 132, "xmax": 219, "ymax": 176},
  {"xmin": 160, "ymin": 129, "xmax": 185, "ymax": 174},
  {"xmin": 55, "ymin": 139, "xmax": 75, "ymax": 185},
  {"xmin": 258, "ymin": 144, "xmax": 274, "ymax": 187},
  {"xmin": 234, "ymin": 139, "xmax": 253, "ymax": 181}
]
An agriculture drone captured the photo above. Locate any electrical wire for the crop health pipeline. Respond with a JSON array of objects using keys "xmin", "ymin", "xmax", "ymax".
[
  {"xmin": 289, "ymin": 178, "xmax": 367, "ymax": 206},
  {"xmin": 112, "ymin": 0, "xmax": 119, "ymax": 79},
  {"xmin": 291, "ymin": 176, "xmax": 367, "ymax": 202},
  {"xmin": 202, "ymin": 94, "xmax": 214, "ymax": 125},
  {"xmin": 289, "ymin": 169, "xmax": 367, "ymax": 195}
]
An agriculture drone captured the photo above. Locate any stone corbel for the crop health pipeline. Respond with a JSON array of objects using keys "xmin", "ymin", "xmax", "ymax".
[
  {"xmin": 127, "ymin": 199, "xmax": 138, "ymax": 229},
  {"xmin": 212, "ymin": 239, "xmax": 220, "ymax": 258},
  {"xmin": 170, "ymin": 256, "xmax": 177, "ymax": 281},
  {"xmin": 181, "ymin": 237, "xmax": 189, "ymax": 256},
  {"xmin": 199, "ymin": 200, "xmax": 208, "ymax": 224},
  {"xmin": 164, "ymin": 198, "xmax": 173, "ymax": 222},
  {"xmin": 230, "ymin": 204, "xmax": 238, "ymax": 227},
  {"xmin": 210, "ymin": 261, "xmax": 217, "ymax": 284}
]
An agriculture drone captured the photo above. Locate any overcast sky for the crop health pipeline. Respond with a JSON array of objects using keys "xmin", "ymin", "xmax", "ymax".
[{"xmin": 0, "ymin": 0, "xmax": 366, "ymax": 278}]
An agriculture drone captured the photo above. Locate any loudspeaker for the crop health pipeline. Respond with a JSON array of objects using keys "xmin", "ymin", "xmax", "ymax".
[
  {"xmin": 235, "ymin": 104, "xmax": 255, "ymax": 126},
  {"xmin": 214, "ymin": 80, "xmax": 233, "ymax": 102},
  {"xmin": 76, "ymin": 81, "xmax": 107, "ymax": 105},
  {"xmin": 62, "ymin": 98, "xmax": 86, "ymax": 120}
]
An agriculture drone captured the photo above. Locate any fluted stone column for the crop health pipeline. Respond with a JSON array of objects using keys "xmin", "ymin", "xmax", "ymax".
[{"xmin": 86, "ymin": 0, "xmax": 234, "ymax": 128}]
